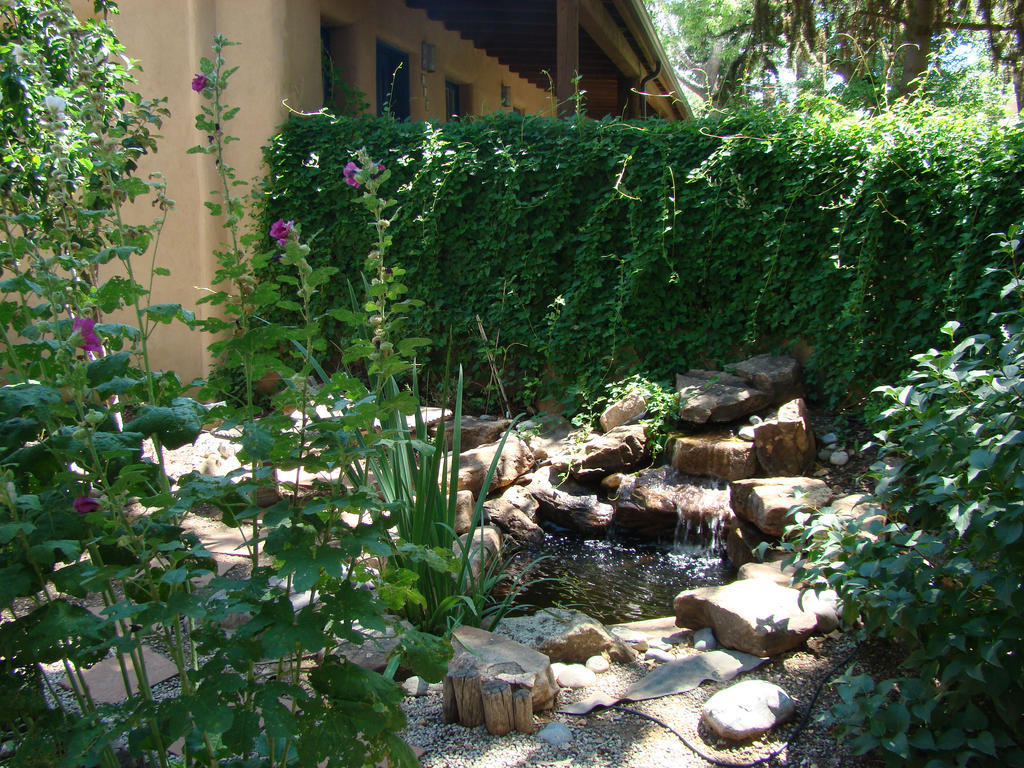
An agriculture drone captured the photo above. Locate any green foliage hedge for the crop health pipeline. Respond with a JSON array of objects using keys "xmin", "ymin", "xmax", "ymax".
[{"xmin": 259, "ymin": 106, "xmax": 1023, "ymax": 408}]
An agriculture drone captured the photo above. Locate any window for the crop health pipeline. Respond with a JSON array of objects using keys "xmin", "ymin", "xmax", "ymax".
[
  {"xmin": 376, "ymin": 41, "xmax": 410, "ymax": 119},
  {"xmin": 445, "ymin": 79, "xmax": 461, "ymax": 120}
]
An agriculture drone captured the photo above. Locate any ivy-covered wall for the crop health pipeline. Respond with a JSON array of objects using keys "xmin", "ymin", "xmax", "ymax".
[{"xmin": 259, "ymin": 108, "xmax": 1024, "ymax": 409}]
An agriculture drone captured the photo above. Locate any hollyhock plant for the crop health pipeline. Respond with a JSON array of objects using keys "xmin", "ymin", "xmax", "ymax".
[
  {"xmin": 191, "ymin": 73, "xmax": 208, "ymax": 92},
  {"xmin": 343, "ymin": 161, "xmax": 361, "ymax": 187},
  {"xmin": 72, "ymin": 316, "xmax": 102, "ymax": 353},
  {"xmin": 269, "ymin": 218, "xmax": 295, "ymax": 247},
  {"xmin": 73, "ymin": 496, "xmax": 100, "ymax": 514}
]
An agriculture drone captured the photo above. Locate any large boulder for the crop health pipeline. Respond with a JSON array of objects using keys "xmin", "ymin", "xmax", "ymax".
[
  {"xmin": 730, "ymin": 477, "xmax": 832, "ymax": 538},
  {"xmin": 674, "ymin": 580, "xmax": 839, "ymax": 656},
  {"xmin": 675, "ymin": 371, "xmax": 772, "ymax": 425},
  {"xmin": 753, "ymin": 399, "xmax": 816, "ymax": 476},
  {"xmin": 612, "ymin": 466, "xmax": 731, "ymax": 541},
  {"xmin": 669, "ymin": 433, "xmax": 759, "ymax": 481},
  {"xmin": 450, "ymin": 626, "xmax": 558, "ymax": 712},
  {"xmin": 527, "ymin": 466, "xmax": 614, "ymax": 537},
  {"xmin": 457, "ymin": 437, "xmax": 534, "ymax": 497},
  {"xmin": 599, "ymin": 392, "xmax": 647, "ymax": 432},
  {"xmin": 702, "ymin": 680, "xmax": 796, "ymax": 741},
  {"xmin": 518, "ymin": 414, "xmax": 574, "ymax": 462},
  {"xmin": 733, "ymin": 355, "xmax": 804, "ymax": 404},
  {"xmin": 438, "ymin": 415, "xmax": 513, "ymax": 452},
  {"xmin": 494, "ymin": 608, "xmax": 636, "ymax": 664},
  {"xmin": 567, "ymin": 424, "xmax": 649, "ymax": 483},
  {"xmin": 483, "ymin": 485, "xmax": 545, "ymax": 545}
]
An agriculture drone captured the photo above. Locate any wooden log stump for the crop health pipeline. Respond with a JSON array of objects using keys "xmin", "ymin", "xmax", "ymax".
[
  {"xmin": 512, "ymin": 686, "xmax": 534, "ymax": 734},
  {"xmin": 481, "ymin": 679, "xmax": 514, "ymax": 736},
  {"xmin": 448, "ymin": 667, "xmax": 484, "ymax": 727}
]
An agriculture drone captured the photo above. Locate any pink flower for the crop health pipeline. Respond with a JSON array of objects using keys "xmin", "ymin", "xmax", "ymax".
[
  {"xmin": 343, "ymin": 161, "xmax": 361, "ymax": 188},
  {"xmin": 72, "ymin": 316, "xmax": 102, "ymax": 353},
  {"xmin": 269, "ymin": 218, "xmax": 295, "ymax": 247},
  {"xmin": 192, "ymin": 73, "xmax": 208, "ymax": 93},
  {"xmin": 73, "ymin": 496, "xmax": 100, "ymax": 514}
]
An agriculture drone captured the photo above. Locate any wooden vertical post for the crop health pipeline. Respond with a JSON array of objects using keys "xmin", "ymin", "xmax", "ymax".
[{"xmin": 556, "ymin": 0, "xmax": 579, "ymax": 115}]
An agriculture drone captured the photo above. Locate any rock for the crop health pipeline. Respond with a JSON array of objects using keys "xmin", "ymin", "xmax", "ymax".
[
  {"xmin": 738, "ymin": 425, "xmax": 756, "ymax": 441},
  {"xmin": 613, "ymin": 466, "xmax": 732, "ymax": 541},
  {"xmin": 753, "ymin": 398, "xmax": 816, "ymax": 476},
  {"xmin": 644, "ymin": 648, "xmax": 673, "ymax": 663},
  {"xmin": 725, "ymin": 517, "xmax": 778, "ymax": 568},
  {"xmin": 554, "ymin": 663, "xmax": 597, "ymax": 688},
  {"xmin": 673, "ymin": 580, "xmax": 839, "ymax": 656},
  {"xmin": 668, "ymin": 433, "xmax": 759, "ymax": 481},
  {"xmin": 817, "ymin": 447, "xmax": 832, "ymax": 462},
  {"xmin": 585, "ymin": 655, "xmax": 610, "ymax": 673},
  {"xmin": 484, "ymin": 485, "xmax": 545, "ymax": 545},
  {"xmin": 829, "ymin": 494, "xmax": 887, "ymax": 540},
  {"xmin": 675, "ymin": 370, "xmax": 772, "ymax": 425},
  {"xmin": 599, "ymin": 392, "xmax": 647, "ymax": 432},
  {"xmin": 819, "ymin": 432, "xmax": 839, "ymax": 446},
  {"xmin": 402, "ymin": 676, "xmax": 430, "ymax": 696},
  {"xmin": 829, "ymin": 449, "xmax": 850, "ymax": 467},
  {"xmin": 454, "ymin": 526, "xmax": 502, "ymax": 579},
  {"xmin": 567, "ymin": 424, "xmax": 649, "ymax": 483},
  {"xmin": 730, "ymin": 477, "xmax": 832, "ymax": 538},
  {"xmin": 457, "ymin": 437, "xmax": 535, "ymax": 497},
  {"xmin": 439, "ymin": 415, "xmax": 513, "ymax": 452},
  {"xmin": 608, "ymin": 627, "xmax": 649, "ymax": 653},
  {"xmin": 733, "ymin": 355, "xmax": 804, "ymax": 404},
  {"xmin": 736, "ymin": 560, "xmax": 798, "ymax": 586},
  {"xmin": 693, "ymin": 627, "xmax": 717, "ymax": 651},
  {"xmin": 527, "ymin": 466, "xmax": 615, "ymax": 537},
  {"xmin": 520, "ymin": 414, "xmax": 574, "ymax": 462},
  {"xmin": 337, "ymin": 621, "xmax": 413, "ymax": 673},
  {"xmin": 702, "ymin": 680, "xmax": 796, "ymax": 741},
  {"xmin": 449, "ymin": 625, "xmax": 559, "ymax": 712},
  {"xmin": 537, "ymin": 722, "xmax": 573, "ymax": 746},
  {"xmin": 494, "ymin": 608, "xmax": 636, "ymax": 664},
  {"xmin": 454, "ymin": 489, "xmax": 476, "ymax": 535},
  {"xmin": 600, "ymin": 472, "xmax": 629, "ymax": 493}
]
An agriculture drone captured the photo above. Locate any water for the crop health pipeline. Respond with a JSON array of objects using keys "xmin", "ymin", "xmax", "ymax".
[{"xmin": 506, "ymin": 532, "xmax": 735, "ymax": 625}]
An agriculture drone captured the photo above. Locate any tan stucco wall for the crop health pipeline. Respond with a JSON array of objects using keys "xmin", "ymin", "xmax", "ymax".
[{"xmin": 72, "ymin": 0, "xmax": 551, "ymax": 384}]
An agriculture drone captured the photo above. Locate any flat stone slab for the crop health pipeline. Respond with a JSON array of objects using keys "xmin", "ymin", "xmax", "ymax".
[
  {"xmin": 669, "ymin": 432, "xmax": 759, "ymax": 481},
  {"xmin": 494, "ymin": 608, "xmax": 635, "ymax": 664},
  {"xmin": 61, "ymin": 646, "xmax": 179, "ymax": 703},
  {"xmin": 733, "ymin": 355, "xmax": 803, "ymax": 404},
  {"xmin": 451, "ymin": 625, "xmax": 558, "ymax": 712},
  {"xmin": 730, "ymin": 476, "xmax": 832, "ymax": 538},
  {"xmin": 675, "ymin": 371, "xmax": 772, "ymax": 424}
]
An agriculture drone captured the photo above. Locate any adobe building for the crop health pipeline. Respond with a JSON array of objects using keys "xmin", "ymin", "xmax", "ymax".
[{"xmin": 73, "ymin": 0, "xmax": 689, "ymax": 382}]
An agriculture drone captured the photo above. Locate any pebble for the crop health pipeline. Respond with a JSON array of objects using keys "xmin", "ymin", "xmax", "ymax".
[
  {"xmin": 702, "ymin": 679, "xmax": 796, "ymax": 741},
  {"xmin": 829, "ymin": 450, "xmax": 850, "ymax": 467},
  {"xmin": 585, "ymin": 655, "xmax": 610, "ymax": 673},
  {"xmin": 738, "ymin": 425, "xmax": 756, "ymax": 441},
  {"xmin": 749, "ymin": 415, "xmax": 763, "ymax": 425},
  {"xmin": 817, "ymin": 447, "xmax": 833, "ymax": 462},
  {"xmin": 693, "ymin": 627, "xmax": 717, "ymax": 651},
  {"xmin": 644, "ymin": 648, "xmax": 673, "ymax": 663},
  {"xmin": 820, "ymin": 432, "xmax": 838, "ymax": 446},
  {"xmin": 537, "ymin": 722, "xmax": 573, "ymax": 746},
  {"xmin": 610, "ymin": 627, "xmax": 649, "ymax": 653}
]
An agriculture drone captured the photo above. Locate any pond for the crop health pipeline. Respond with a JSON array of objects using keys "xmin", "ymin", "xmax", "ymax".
[{"xmin": 506, "ymin": 531, "xmax": 735, "ymax": 625}]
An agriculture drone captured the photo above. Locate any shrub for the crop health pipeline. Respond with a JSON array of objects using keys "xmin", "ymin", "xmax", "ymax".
[{"xmin": 791, "ymin": 228, "xmax": 1024, "ymax": 766}]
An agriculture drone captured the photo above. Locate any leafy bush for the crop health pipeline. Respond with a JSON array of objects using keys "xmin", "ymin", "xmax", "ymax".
[
  {"xmin": 258, "ymin": 104, "xmax": 1023, "ymax": 410},
  {"xmin": 791, "ymin": 229, "xmax": 1024, "ymax": 766}
]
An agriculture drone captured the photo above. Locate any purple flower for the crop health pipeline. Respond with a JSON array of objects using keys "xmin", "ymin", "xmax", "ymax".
[
  {"xmin": 191, "ymin": 73, "xmax": 208, "ymax": 93},
  {"xmin": 72, "ymin": 316, "xmax": 102, "ymax": 353},
  {"xmin": 269, "ymin": 218, "xmax": 295, "ymax": 247},
  {"xmin": 343, "ymin": 161, "xmax": 361, "ymax": 188},
  {"xmin": 73, "ymin": 496, "xmax": 100, "ymax": 514}
]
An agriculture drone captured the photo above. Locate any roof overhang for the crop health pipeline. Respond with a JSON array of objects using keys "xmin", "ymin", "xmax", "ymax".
[{"xmin": 405, "ymin": 0, "xmax": 693, "ymax": 120}]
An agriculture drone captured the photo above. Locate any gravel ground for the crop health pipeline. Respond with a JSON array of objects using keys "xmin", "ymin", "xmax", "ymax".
[{"xmin": 398, "ymin": 632, "xmax": 868, "ymax": 768}]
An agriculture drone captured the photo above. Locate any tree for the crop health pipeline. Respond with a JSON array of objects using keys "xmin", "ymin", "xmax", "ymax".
[{"xmin": 646, "ymin": 0, "xmax": 1024, "ymax": 111}]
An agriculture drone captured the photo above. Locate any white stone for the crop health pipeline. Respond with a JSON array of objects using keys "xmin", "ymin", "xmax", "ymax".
[
  {"xmin": 738, "ymin": 425, "xmax": 756, "ymax": 442},
  {"xmin": 693, "ymin": 627, "xmax": 717, "ymax": 651},
  {"xmin": 402, "ymin": 676, "xmax": 429, "ymax": 696},
  {"xmin": 644, "ymin": 648, "xmax": 673, "ymax": 663},
  {"xmin": 820, "ymin": 432, "xmax": 839, "ymax": 446},
  {"xmin": 555, "ymin": 663, "xmax": 597, "ymax": 688},
  {"xmin": 585, "ymin": 655, "xmax": 610, "ymax": 673},
  {"xmin": 702, "ymin": 680, "xmax": 796, "ymax": 741},
  {"xmin": 829, "ymin": 450, "xmax": 850, "ymax": 467}
]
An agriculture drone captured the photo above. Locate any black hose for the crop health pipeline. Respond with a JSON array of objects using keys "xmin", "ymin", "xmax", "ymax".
[{"xmin": 597, "ymin": 642, "xmax": 860, "ymax": 767}]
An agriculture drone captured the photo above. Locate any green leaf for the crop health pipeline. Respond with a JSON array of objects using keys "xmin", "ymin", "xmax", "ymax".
[
  {"xmin": 86, "ymin": 351, "xmax": 132, "ymax": 387},
  {"xmin": 125, "ymin": 397, "xmax": 206, "ymax": 449},
  {"xmin": 145, "ymin": 303, "xmax": 196, "ymax": 325}
]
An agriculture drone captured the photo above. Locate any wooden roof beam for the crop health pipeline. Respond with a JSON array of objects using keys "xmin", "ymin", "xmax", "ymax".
[{"xmin": 579, "ymin": 0, "xmax": 643, "ymax": 79}]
